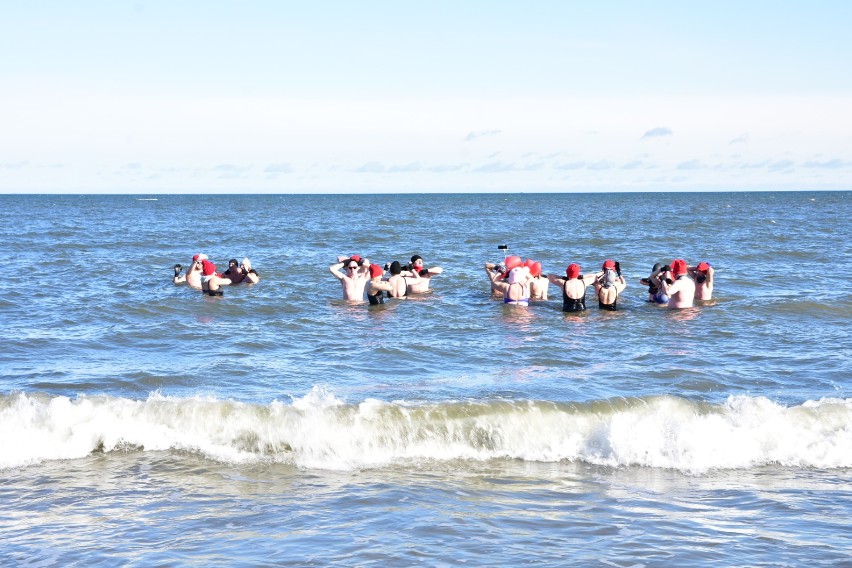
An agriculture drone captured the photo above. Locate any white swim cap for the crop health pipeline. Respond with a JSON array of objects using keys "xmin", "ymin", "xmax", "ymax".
[{"xmin": 508, "ymin": 266, "xmax": 529, "ymax": 284}]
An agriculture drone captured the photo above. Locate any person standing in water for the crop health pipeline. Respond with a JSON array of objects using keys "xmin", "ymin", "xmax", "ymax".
[
  {"xmin": 405, "ymin": 254, "xmax": 443, "ymax": 294},
  {"xmin": 548, "ymin": 263, "xmax": 597, "ymax": 312},
  {"xmin": 329, "ymin": 255, "xmax": 370, "ymax": 302},
  {"xmin": 688, "ymin": 261, "xmax": 714, "ymax": 300},
  {"xmin": 659, "ymin": 258, "xmax": 695, "ymax": 309},
  {"xmin": 593, "ymin": 259, "xmax": 627, "ymax": 311}
]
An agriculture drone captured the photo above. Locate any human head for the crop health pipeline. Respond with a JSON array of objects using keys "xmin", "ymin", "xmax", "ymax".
[
  {"xmin": 389, "ymin": 261, "xmax": 402, "ymax": 275},
  {"xmin": 507, "ymin": 266, "xmax": 529, "ymax": 284},
  {"xmin": 651, "ymin": 263, "xmax": 662, "ymax": 274},
  {"xmin": 602, "ymin": 259, "xmax": 616, "ymax": 271},
  {"xmin": 228, "ymin": 258, "xmax": 239, "ymax": 270},
  {"xmin": 671, "ymin": 259, "xmax": 688, "ymax": 277},
  {"xmin": 566, "ymin": 263, "xmax": 581, "ymax": 279},
  {"xmin": 369, "ymin": 264, "xmax": 384, "ymax": 279},
  {"xmin": 696, "ymin": 261, "xmax": 710, "ymax": 272},
  {"xmin": 201, "ymin": 260, "xmax": 216, "ymax": 276},
  {"xmin": 345, "ymin": 260, "xmax": 360, "ymax": 273},
  {"xmin": 504, "ymin": 256, "xmax": 522, "ymax": 270},
  {"xmin": 529, "ymin": 261, "xmax": 542, "ymax": 278},
  {"xmin": 241, "ymin": 257, "xmax": 252, "ymax": 271},
  {"xmin": 410, "ymin": 255, "xmax": 424, "ymax": 268}
]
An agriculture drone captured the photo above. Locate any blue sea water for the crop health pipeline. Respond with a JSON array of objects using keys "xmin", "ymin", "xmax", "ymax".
[{"xmin": 0, "ymin": 191, "xmax": 850, "ymax": 566}]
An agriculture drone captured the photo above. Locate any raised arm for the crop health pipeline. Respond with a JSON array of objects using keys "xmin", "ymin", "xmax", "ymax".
[{"xmin": 329, "ymin": 262, "xmax": 345, "ymax": 280}]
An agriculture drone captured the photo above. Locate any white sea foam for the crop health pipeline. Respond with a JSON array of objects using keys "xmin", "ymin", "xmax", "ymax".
[{"xmin": 1, "ymin": 391, "xmax": 850, "ymax": 472}]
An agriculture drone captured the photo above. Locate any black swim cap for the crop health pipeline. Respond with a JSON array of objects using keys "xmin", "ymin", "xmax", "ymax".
[
  {"xmin": 390, "ymin": 261, "xmax": 402, "ymax": 275},
  {"xmin": 411, "ymin": 254, "xmax": 423, "ymax": 264}
]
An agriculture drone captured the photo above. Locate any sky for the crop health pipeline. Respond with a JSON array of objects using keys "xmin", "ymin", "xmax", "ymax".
[{"xmin": 1, "ymin": 1, "xmax": 851, "ymax": 193}]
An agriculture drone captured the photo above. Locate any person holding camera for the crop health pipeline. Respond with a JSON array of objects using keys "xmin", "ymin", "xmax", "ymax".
[
  {"xmin": 173, "ymin": 253, "xmax": 207, "ymax": 289},
  {"xmin": 593, "ymin": 259, "xmax": 627, "ymax": 311},
  {"xmin": 659, "ymin": 258, "xmax": 695, "ymax": 309}
]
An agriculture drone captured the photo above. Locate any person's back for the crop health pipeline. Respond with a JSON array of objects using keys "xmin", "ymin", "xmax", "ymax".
[
  {"xmin": 662, "ymin": 259, "xmax": 695, "ymax": 309},
  {"xmin": 503, "ymin": 267, "xmax": 530, "ymax": 306},
  {"xmin": 386, "ymin": 262, "xmax": 408, "ymax": 298},
  {"xmin": 594, "ymin": 260, "xmax": 626, "ymax": 311},
  {"xmin": 200, "ymin": 260, "xmax": 231, "ymax": 296}
]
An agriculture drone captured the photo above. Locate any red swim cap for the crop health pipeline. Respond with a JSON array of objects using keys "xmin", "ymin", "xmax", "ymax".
[
  {"xmin": 671, "ymin": 259, "xmax": 688, "ymax": 276},
  {"xmin": 696, "ymin": 261, "xmax": 710, "ymax": 272},
  {"xmin": 505, "ymin": 255, "xmax": 522, "ymax": 270},
  {"xmin": 602, "ymin": 259, "xmax": 616, "ymax": 271},
  {"xmin": 566, "ymin": 263, "xmax": 581, "ymax": 278},
  {"xmin": 201, "ymin": 260, "xmax": 216, "ymax": 276},
  {"xmin": 369, "ymin": 264, "xmax": 383, "ymax": 278},
  {"xmin": 530, "ymin": 261, "xmax": 542, "ymax": 278}
]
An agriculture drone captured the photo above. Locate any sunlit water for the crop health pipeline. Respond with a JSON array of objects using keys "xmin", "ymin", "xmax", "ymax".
[{"xmin": 1, "ymin": 192, "xmax": 850, "ymax": 565}]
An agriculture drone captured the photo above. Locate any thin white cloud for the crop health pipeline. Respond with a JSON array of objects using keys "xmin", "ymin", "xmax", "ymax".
[
  {"xmin": 355, "ymin": 161, "xmax": 385, "ymax": 173},
  {"xmin": 463, "ymin": 130, "xmax": 502, "ymax": 142},
  {"xmin": 802, "ymin": 159, "xmax": 847, "ymax": 169},
  {"xmin": 587, "ymin": 160, "xmax": 615, "ymax": 170},
  {"xmin": 264, "ymin": 163, "xmax": 293, "ymax": 173},
  {"xmin": 729, "ymin": 133, "xmax": 749, "ymax": 145},
  {"xmin": 555, "ymin": 161, "xmax": 586, "ymax": 170},
  {"xmin": 768, "ymin": 159, "xmax": 795, "ymax": 172},
  {"xmin": 677, "ymin": 159, "xmax": 702, "ymax": 170},
  {"xmin": 388, "ymin": 162, "xmax": 423, "ymax": 173},
  {"xmin": 641, "ymin": 127, "xmax": 673, "ymax": 139}
]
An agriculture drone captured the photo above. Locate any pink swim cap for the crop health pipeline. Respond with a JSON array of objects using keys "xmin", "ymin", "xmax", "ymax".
[{"xmin": 504, "ymin": 255, "xmax": 522, "ymax": 270}]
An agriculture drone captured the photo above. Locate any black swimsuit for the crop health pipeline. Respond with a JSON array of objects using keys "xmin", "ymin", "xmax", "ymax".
[
  {"xmin": 598, "ymin": 287, "xmax": 618, "ymax": 311},
  {"xmin": 368, "ymin": 290, "xmax": 385, "ymax": 305},
  {"xmin": 562, "ymin": 281, "xmax": 586, "ymax": 312}
]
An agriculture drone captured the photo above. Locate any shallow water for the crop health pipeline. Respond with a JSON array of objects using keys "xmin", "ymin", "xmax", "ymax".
[{"xmin": 1, "ymin": 191, "xmax": 850, "ymax": 565}]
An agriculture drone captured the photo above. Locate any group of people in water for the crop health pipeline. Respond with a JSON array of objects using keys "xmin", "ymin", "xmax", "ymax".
[
  {"xmin": 329, "ymin": 254, "xmax": 444, "ymax": 305},
  {"xmin": 172, "ymin": 250, "xmax": 715, "ymax": 311},
  {"xmin": 173, "ymin": 253, "xmax": 259, "ymax": 296},
  {"xmin": 484, "ymin": 254, "xmax": 713, "ymax": 311}
]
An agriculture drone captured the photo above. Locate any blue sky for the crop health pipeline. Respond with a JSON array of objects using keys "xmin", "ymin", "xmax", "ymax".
[{"xmin": 1, "ymin": 1, "xmax": 850, "ymax": 193}]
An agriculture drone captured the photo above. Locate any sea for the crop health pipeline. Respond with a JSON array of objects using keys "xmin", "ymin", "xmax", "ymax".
[{"xmin": 1, "ymin": 191, "xmax": 850, "ymax": 566}]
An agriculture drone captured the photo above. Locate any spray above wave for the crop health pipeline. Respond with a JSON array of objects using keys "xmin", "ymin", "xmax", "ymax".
[{"xmin": 1, "ymin": 388, "xmax": 850, "ymax": 472}]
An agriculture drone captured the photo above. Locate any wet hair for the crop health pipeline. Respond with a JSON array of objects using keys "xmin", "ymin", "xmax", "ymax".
[{"xmin": 390, "ymin": 261, "xmax": 402, "ymax": 275}]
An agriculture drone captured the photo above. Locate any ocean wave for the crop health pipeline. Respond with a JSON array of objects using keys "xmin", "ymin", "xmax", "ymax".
[{"xmin": 1, "ymin": 388, "xmax": 850, "ymax": 472}]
